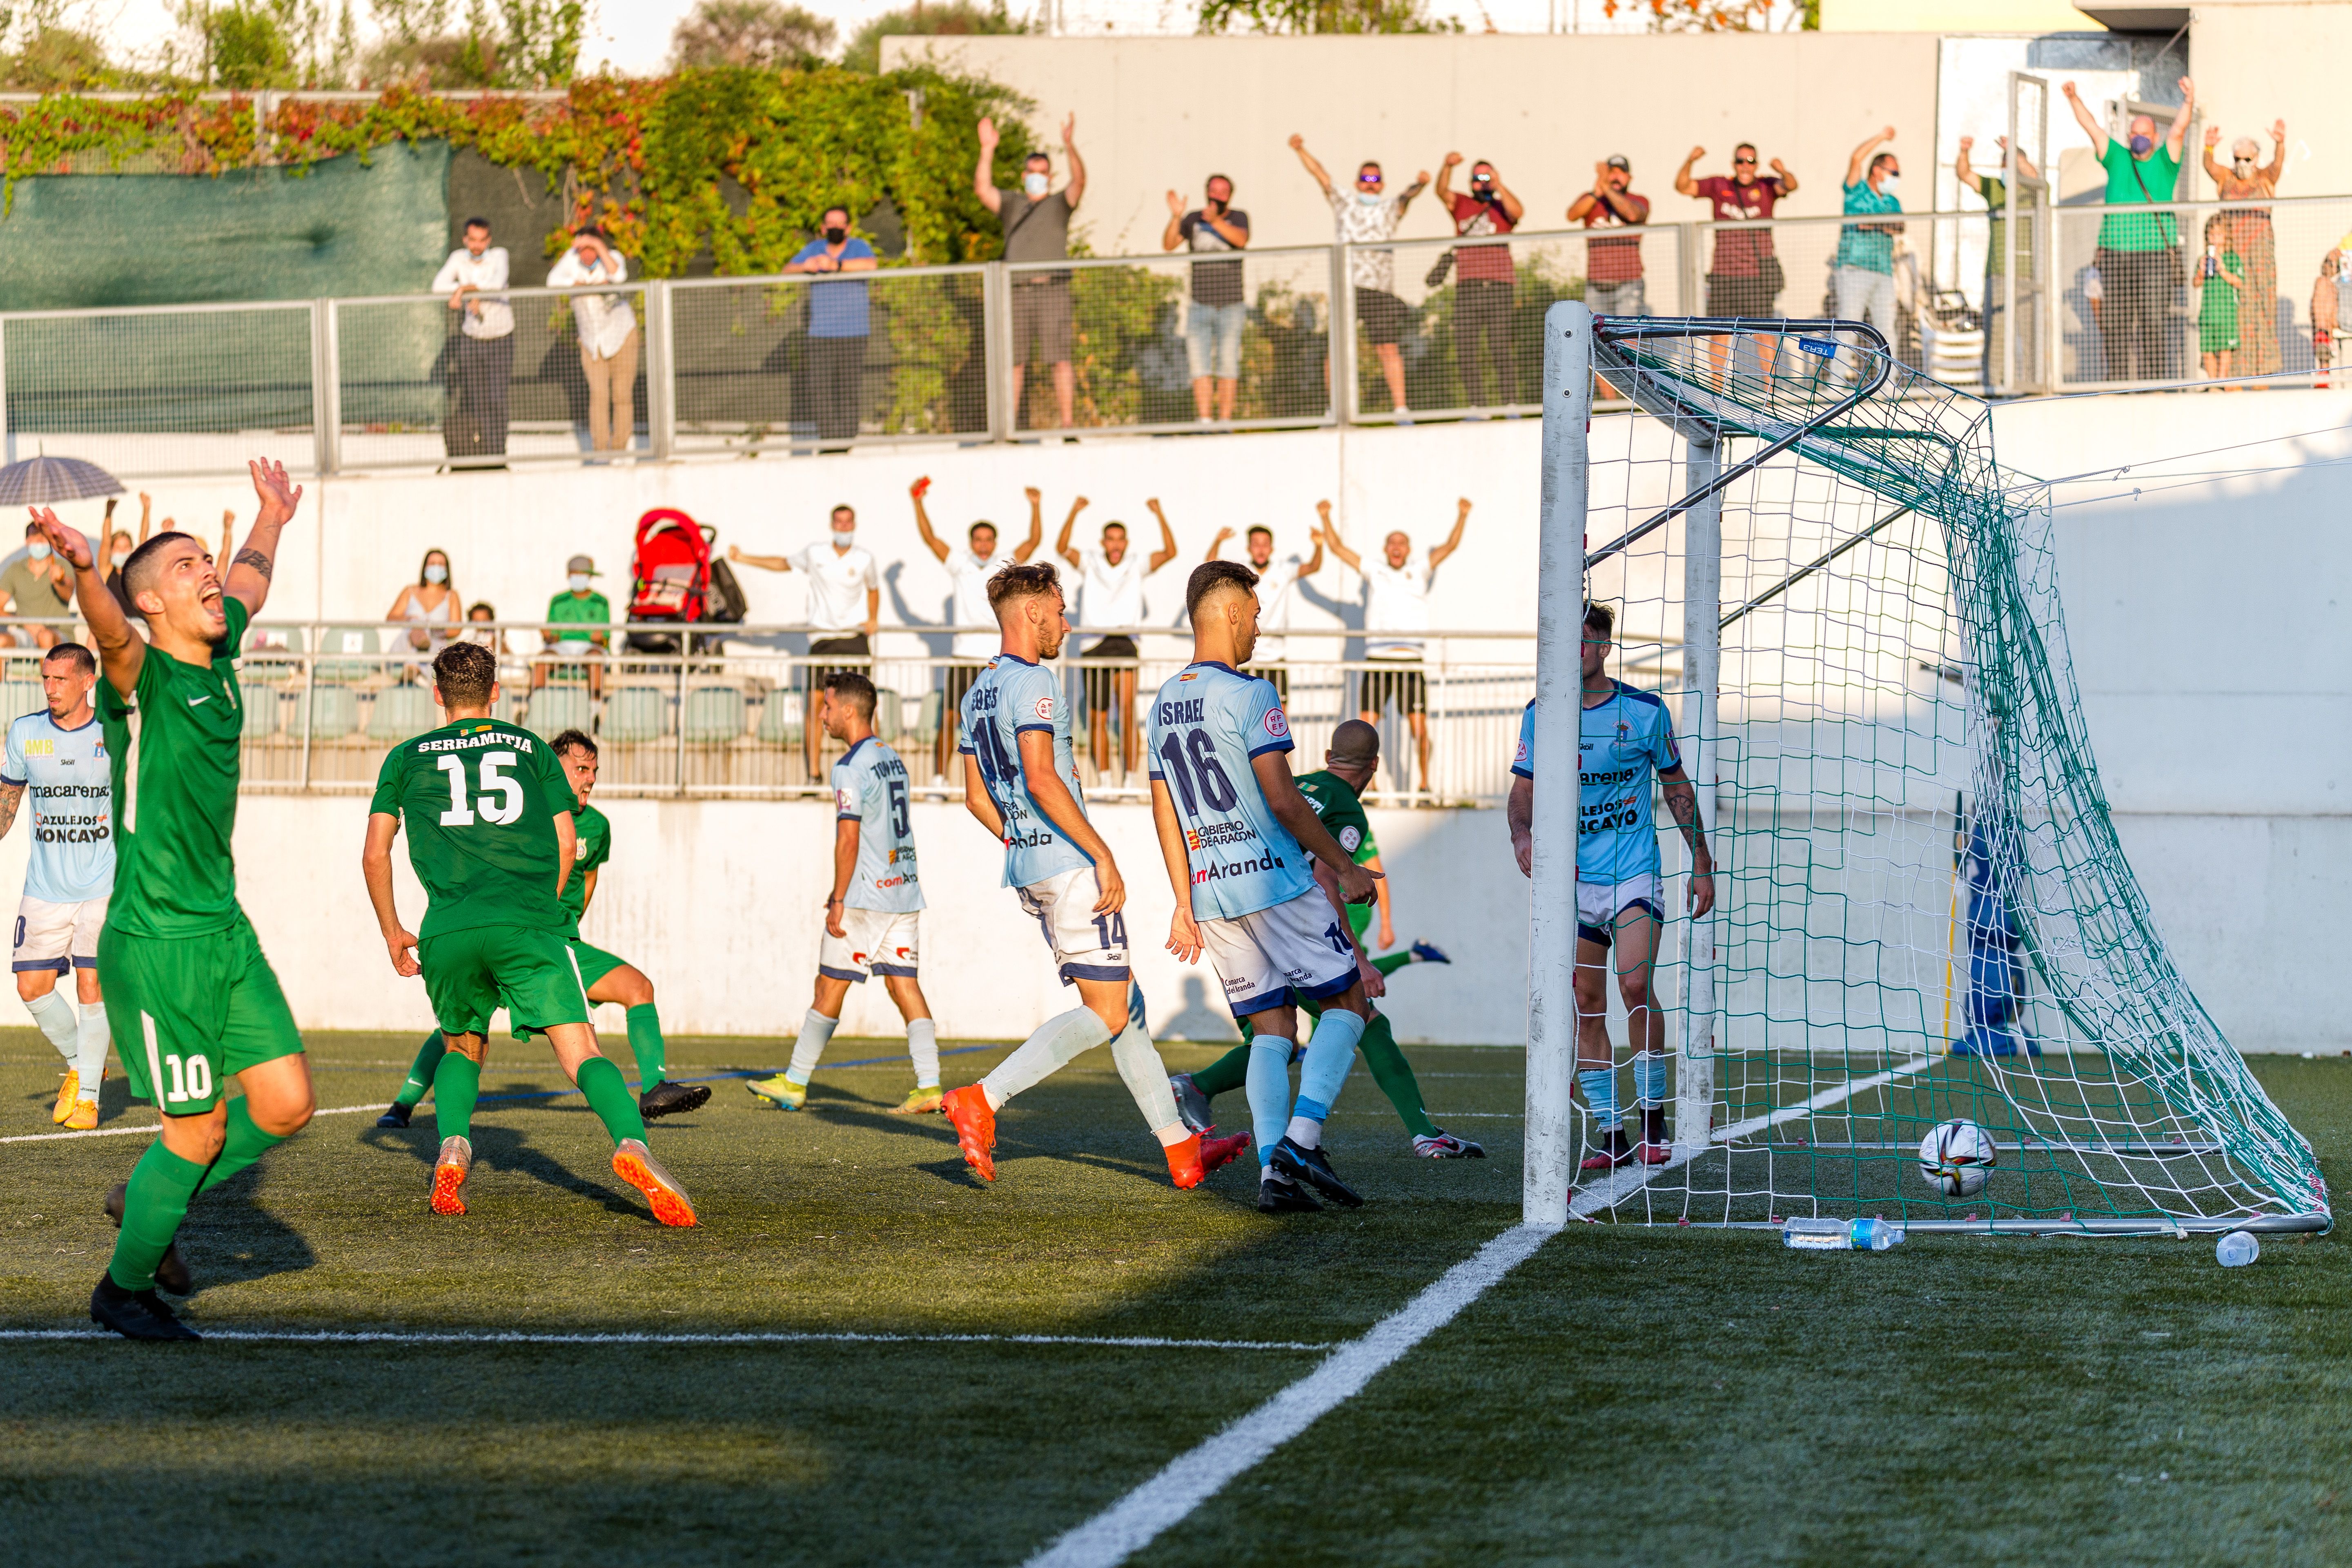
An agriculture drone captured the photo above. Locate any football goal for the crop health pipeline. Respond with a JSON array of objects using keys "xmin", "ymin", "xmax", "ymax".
[{"xmin": 1522, "ymin": 302, "xmax": 2330, "ymax": 1237}]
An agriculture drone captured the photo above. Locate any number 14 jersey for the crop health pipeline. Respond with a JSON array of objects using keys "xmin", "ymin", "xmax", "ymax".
[
  {"xmin": 369, "ymin": 717, "xmax": 575, "ymax": 938},
  {"xmin": 958, "ymin": 654, "xmax": 1094, "ymax": 889},
  {"xmin": 1147, "ymin": 660, "xmax": 1314, "ymax": 921}
]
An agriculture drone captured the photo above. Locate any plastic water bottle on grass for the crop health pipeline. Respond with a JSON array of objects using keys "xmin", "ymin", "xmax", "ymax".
[
  {"xmin": 1851, "ymin": 1217, "xmax": 1905, "ymax": 1251},
  {"xmin": 2216, "ymin": 1230, "xmax": 2258, "ymax": 1267}
]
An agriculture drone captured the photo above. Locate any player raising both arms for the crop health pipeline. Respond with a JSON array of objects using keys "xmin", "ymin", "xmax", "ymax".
[
  {"xmin": 40, "ymin": 461, "xmax": 316, "ymax": 1341},
  {"xmin": 362, "ymin": 641, "xmax": 695, "ymax": 1226},
  {"xmin": 940, "ymin": 561, "xmax": 1247, "ymax": 1188},
  {"xmin": 1148, "ymin": 560, "xmax": 1383, "ymax": 1213},
  {"xmin": 374, "ymin": 727, "xmax": 707, "ymax": 1127},
  {"xmin": 747, "ymin": 670, "xmax": 942, "ymax": 1114},
  {"xmin": 1, "ymin": 642, "xmax": 115, "ymax": 1131},
  {"xmin": 1509, "ymin": 601, "xmax": 1714, "ymax": 1168}
]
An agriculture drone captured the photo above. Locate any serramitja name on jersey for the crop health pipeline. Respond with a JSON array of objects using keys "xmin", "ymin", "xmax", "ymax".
[
  {"xmin": 417, "ymin": 730, "xmax": 537, "ymax": 755},
  {"xmin": 1193, "ymin": 849, "xmax": 1287, "ymax": 885}
]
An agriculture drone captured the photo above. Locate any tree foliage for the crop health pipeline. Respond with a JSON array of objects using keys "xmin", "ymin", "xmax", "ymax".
[
  {"xmin": 1196, "ymin": 0, "xmax": 1461, "ymax": 34},
  {"xmin": 841, "ymin": 0, "xmax": 1031, "ymax": 77},
  {"xmin": 669, "ymin": 0, "xmax": 834, "ymax": 71}
]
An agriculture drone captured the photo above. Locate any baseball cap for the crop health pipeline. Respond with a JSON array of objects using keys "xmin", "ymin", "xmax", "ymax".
[
  {"xmin": 566, "ymin": 554, "xmax": 598, "ymax": 576},
  {"xmin": 1606, "ymin": 154, "xmax": 1631, "ymax": 171},
  {"xmin": 1326, "ymin": 718, "xmax": 1381, "ymax": 770}
]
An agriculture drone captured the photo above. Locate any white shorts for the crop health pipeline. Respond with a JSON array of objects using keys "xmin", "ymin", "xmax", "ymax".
[
  {"xmin": 1198, "ymin": 889, "xmax": 1359, "ymax": 1019},
  {"xmin": 13, "ymin": 894, "xmax": 106, "ymax": 974},
  {"xmin": 818, "ymin": 906, "xmax": 921, "ymax": 981},
  {"xmin": 1577, "ymin": 873, "xmax": 1662, "ymax": 948},
  {"xmin": 1017, "ymin": 864, "xmax": 1130, "ymax": 985}
]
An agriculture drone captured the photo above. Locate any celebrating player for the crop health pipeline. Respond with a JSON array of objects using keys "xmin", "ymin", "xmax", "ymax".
[
  {"xmin": 748, "ymin": 670, "xmax": 942, "ymax": 1114},
  {"xmin": 1, "ymin": 643, "xmax": 114, "ymax": 1131},
  {"xmin": 1509, "ymin": 602, "xmax": 1714, "ymax": 1168},
  {"xmin": 1147, "ymin": 560, "xmax": 1384, "ymax": 1213},
  {"xmin": 362, "ymin": 641, "xmax": 695, "ymax": 1227},
  {"xmin": 940, "ymin": 561, "xmax": 1246, "ymax": 1189},
  {"xmin": 42, "ymin": 460, "xmax": 316, "ymax": 1341},
  {"xmin": 1169, "ymin": 719, "xmax": 1475, "ymax": 1158},
  {"xmin": 374, "ymin": 727, "xmax": 707, "ymax": 1127}
]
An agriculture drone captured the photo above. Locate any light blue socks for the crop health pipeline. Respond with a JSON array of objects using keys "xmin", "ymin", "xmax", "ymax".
[
  {"xmin": 1286, "ymin": 1007, "xmax": 1368, "ymax": 1149},
  {"xmin": 1245, "ymin": 1035, "xmax": 1294, "ymax": 1169},
  {"xmin": 1580, "ymin": 1066, "xmax": 1621, "ymax": 1131},
  {"xmin": 1632, "ymin": 1050, "xmax": 1669, "ymax": 1110}
]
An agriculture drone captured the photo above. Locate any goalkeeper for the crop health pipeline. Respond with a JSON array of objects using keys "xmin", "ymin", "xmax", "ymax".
[{"xmin": 1167, "ymin": 720, "xmax": 1477, "ymax": 1159}]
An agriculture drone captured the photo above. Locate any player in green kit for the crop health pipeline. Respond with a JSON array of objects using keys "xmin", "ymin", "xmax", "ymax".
[
  {"xmin": 38, "ymin": 461, "xmax": 316, "ymax": 1342},
  {"xmin": 372, "ymin": 727, "xmax": 707, "ymax": 1126},
  {"xmin": 361, "ymin": 641, "xmax": 696, "ymax": 1227},
  {"xmin": 1167, "ymin": 719, "xmax": 1479, "ymax": 1158}
]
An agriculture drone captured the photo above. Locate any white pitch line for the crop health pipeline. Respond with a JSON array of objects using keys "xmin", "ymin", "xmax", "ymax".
[
  {"xmin": 0, "ymin": 1327, "xmax": 1330, "ymax": 1351},
  {"xmin": 1023, "ymin": 1222, "xmax": 1554, "ymax": 1568},
  {"xmin": 0, "ymin": 1102, "xmax": 385, "ymax": 1147}
]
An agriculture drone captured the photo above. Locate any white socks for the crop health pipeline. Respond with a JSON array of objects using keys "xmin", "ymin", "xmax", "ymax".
[
  {"xmin": 979, "ymin": 1006, "xmax": 1111, "ymax": 1111},
  {"xmin": 74, "ymin": 1001, "xmax": 109, "ymax": 1103},
  {"xmin": 786, "ymin": 1008, "xmax": 839, "ymax": 1087},
  {"xmin": 907, "ymin": 1018, "xmax": 940, "ymax": 1089},
  {"xmin": 26, "ymin": 988, "xmax": 76, "ymax": 1064},
  {"xmin": 1107, "ymin": 1011, "xmax": 1182, "ymax": 1136}
]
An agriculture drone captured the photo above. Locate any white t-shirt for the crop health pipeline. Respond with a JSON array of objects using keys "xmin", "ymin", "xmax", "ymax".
[
  {"xmin": 792, "ymin": 542, "xmax": 878, "ymax": 634},
  {"xmin": 1078, "ymin": 547, "xmax": 1147, "ymax": 631},
  {"xmin": 1362, "ymin": 551, "xmax": 1433, "ymax": 659},
  {"xmin": 430, "ymin": 246, "xmax": 514, "ymax": 339},
  {"xmin": 546, "ymin": 248, "xmax": 636, "ymax": 358},
  {"xmin": 945, "ymin": 549, "xmax": 1011, "ymax": 659},
  {"xmin": 1243, "ymin": 553, "xmax": 1303, "ymax": 659}
]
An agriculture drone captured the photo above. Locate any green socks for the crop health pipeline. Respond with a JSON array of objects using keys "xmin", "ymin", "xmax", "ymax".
[
  {"xmin": 194, "ymin": 1098, "xmax": 288, "ymax": 1198},
  {"xmin": 577, "ymin": 1056, "xmax": 647, "ymax": 1146},
  {"xmin": 433, "ymin": 1051, "xmax": 482, "ymax": 1145},
  {"xmin": 1372, "ymin": 951, "xmax": 1414, "ymax": 979},
  {"xmin": 394, "ymin": 1031, "xmax": 448, "ymax": 1109},
  {"xmin": 625, "ymin": 1003, "xmax": 667, "ymax": 1086},
  {"xmin": 1358, "ymin": 1011, "xmax": 1438, "ymax": 1139},
  {"xmin": 108, "ymin": 1143, "xmax": 206, "ymax": 1291},
  {"xmin": 1192, "ymin": 1040, "xmax": 1253, "ymax": 1099}
]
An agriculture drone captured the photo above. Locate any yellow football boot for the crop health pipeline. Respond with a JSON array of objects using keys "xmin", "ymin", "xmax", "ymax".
[
  {"xmin": 889, "ymin": 1085, "xmax": 944, "ymax": 1115},
  {"xmin": 50, "ymin": 1071, "xmax": 78, "ymax": 1125},
  {"xmin": 62, "ymin": 1098, "xmax": 97, "ymax": 1131}
]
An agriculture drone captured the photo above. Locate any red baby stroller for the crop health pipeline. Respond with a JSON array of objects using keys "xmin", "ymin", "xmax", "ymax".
[{"xmin": 626, "ymin": 508, "xmax": 744, "ymax": 655}]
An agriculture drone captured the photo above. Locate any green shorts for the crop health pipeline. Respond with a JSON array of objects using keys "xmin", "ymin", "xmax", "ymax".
[
  {"xmin": 103, "ymin": 914, "xmax": 304, "ymax": 1116},
  {"xmin": 419, "ymin": 925, "xmax": 592, "ymax": 1040},
  {"xmin": 511, "ymin": 938, "xmax": 626, "ymax": 1040}
]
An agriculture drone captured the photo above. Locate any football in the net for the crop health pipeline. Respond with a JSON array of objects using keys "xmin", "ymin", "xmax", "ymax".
[{"xmin": 1918, "ymin": 1119, "xmax": 1997, "ymax": 1198}]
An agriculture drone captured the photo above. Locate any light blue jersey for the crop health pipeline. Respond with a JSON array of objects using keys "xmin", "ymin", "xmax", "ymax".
[
  {"xmin": 1512, "ymin": 699, "xmax": 1534, "ymax": 780},
  {"xmin": 1147, "ymin": 661, "xmax": 1315, "ymax": 921},
  {"xmin": 958, "ymin": 654, "xmax": 1094, "ymax": 888},
  {"xmin": 833, "ymin": 736, "xmax": 923, "ymax": 914},
  {"xmin": 1578, "ymin": 682, "xmax": 1682, "ymax": 883},
  {"xmin": 2, "ymin": 708, "xmax": 115, "ymax": 904}
]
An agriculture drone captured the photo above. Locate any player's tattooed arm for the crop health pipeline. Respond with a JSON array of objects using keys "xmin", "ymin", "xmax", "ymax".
[
  {"xmin": 232, "ymin": 548, "xmax": 273, "ymax": 580},
  {"xmin": 28, "ymin": 504, "xmax": 143, "ymax": 697},
  {"xmin": 0, "ymin": 779, "xmax": 23, "ymax": 842},
  {"xmin": 1660, "ymin": 768, "xmax": 1716, "ymax": 918},
  {"xmin": 1148, "ymin": 776, "xmax": 1204, "ymax": 963},
  {"xmin": 225, "ymin": 456, "xmax": 305, "ymax": 616}
]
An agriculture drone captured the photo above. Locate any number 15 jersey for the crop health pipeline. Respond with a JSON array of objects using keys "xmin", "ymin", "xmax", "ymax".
[
  {"xmin": 369, "ymin": 717, "xmax": 575, "ymax": 938},
  {"xmin": 1147, "ymin": 661, "xmax": 1314, "ymax": 921},
  {"xmin": 958, "ymin": 654, "xmax": 1093, "ymax": 889},
  {"xmin": 834, "ymin": 735, "xmax": 924, "ymax": 913}
]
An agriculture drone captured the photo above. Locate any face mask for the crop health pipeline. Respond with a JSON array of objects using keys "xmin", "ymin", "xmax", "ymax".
[
  {"xmin": 25, "ymin": 542, "xmax": 49, "ymax": 561},
  {"xmin": 2128, "ymin": 134, "xmax": 2154, "ymax": 156},
  {"xmin": 1023, "ymin": 172, "xmax": 1049, "ymax": 198},
  {"xmin": 1879, "ymin": 174, "xmax": 1900, "ymax": 197},
  {"xmin": 424, "ymin": 564, "xmax": 448, "ymax": 584},
  {"xmin": 569, "ymin": 573, "xmax": 591, "ymax": 593},
  {"xmin": 832, "ymin": 530, "xmax": 856, "ymax": 549},
  {"xmin": 823, "ymin": 226, "xmax": 847, "ymax": 244},
  {"xmin": 1357, "ymin": 191, "xmax": 1383, "ymax": 206},
  {"xmin": 2233, "ymin": 158, "xmax": 2254, "ymax": 176},
  {"xmin": 111, "ymin": 551, "xmax": 129, "ymax": 570}
]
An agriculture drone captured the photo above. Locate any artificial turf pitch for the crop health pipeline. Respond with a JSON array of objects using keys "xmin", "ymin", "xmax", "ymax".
[{"xmin": 4, "ymin": 1031, "xmax": 2351, "ymax": 1566}]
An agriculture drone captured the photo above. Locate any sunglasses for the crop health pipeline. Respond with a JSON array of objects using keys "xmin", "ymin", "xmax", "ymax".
[
  {"xmin": 1733, "ymin": 156, "xmax": 1758, "ymax": 165},
  {"xmin": 1358, "ymin": 173, "xmax": 1383, "ymax": 184}
]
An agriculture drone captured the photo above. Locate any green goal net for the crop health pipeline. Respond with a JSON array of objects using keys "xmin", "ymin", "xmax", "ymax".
[{"xmin": 1525, "ymin": 305, "xmax": 2328, "ymax": 1236}]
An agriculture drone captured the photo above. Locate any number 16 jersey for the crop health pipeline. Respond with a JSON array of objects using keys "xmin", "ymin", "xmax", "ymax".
[
  {"xmin": 1147, "ymin": 660, "xmax": 1314, "ymax": 921},
  {"xmin": 369, "ymin": 717, "xmax": 575, "ymax": 938},
  {"xmin": 958, "ymin": 654, "xmax": 1093, "ymax": 889},
  {"xmin": 834, "ymin": 735, "xmax": 924, "ymax": 913}
]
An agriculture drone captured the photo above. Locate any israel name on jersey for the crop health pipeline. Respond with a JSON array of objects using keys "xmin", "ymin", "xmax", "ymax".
[
  {"xmin": 1147, "ymin": 662, "xmax": 1314, "ymax": 920},
  {"xmin": 1579, "ymin": 682, "xmax": 1682, "ymax": 883},
  {"xmin": 958, "ymin": 655, "xmax": 1092, "ymax": 888},
  {"xmin": 833, "ymin": 736, "xmax": 924, "ymax": 913},
  {"xmin": 2, "ymin": 710, "xmax": 113, "ymax": 904}
]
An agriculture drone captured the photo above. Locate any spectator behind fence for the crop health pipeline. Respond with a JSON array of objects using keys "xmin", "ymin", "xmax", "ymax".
[
  {"xmin": 548, "ymin": 227, "xmax": 639, "ymax": 455},
  {"xmin": 1677, "ymin": 142, "xmax": 1796, "ymax": 378},
  {"xmin": 1434, "ymin": 153, "xmax": 1524, "ymax": 410},
  {"xmin": 787, "ymin": 205, "xmax": 879, "ymax": 452},
  {"xmin": 100, "ymin": 494, "xmax": 138, "ymax": 615},
  {"xmin": 1292, "ymin": 134, "xmax": 1428, "ymax": 421},
  {"xmin": 2064, "ymin": 76, "xmax": 2196, "ymax": 383},
  {"xmin": 388, "ymin": 548, "xmax": 462, "ymax": 671},
  {"xmin": 0, "ymin": 519, "xmax": 71, "ymax": 649},
  {"xmin": 910, "ymin": 474, "xmax": 1043, "ymax": 782},
  {"xmin": 539, "ymin": 552, "xmax": 610, "ymax": 698},
  {"xmin": 1314, "ymin": 499, "xmax": 1471, "ymax": 797},
  {"xmin": 977, "ymin": 113, "xmax": 1085, "ymax": 432},
  {"xmin": 1834, "ymin": 128, "xmax": 1904, "ymax": 374},
  {"xmin": 432, "ymin": 216, "xmax": 515, "ymax": 464},
  {"xmin": 1204, "ymin": 511, "xmax": 1323, "ymax": 701},
  {"xmin": 2197, "ymin": 214, "xmax": 2247, "ymax": 385},
  {"xmin": 2314, "ymin": 249, "xmax": 2341, "ymax": 387},
  {"xmin": 1954, "ymin": 134, "xmax": 2042, "ymax": 388},
  {"xmin": 2203, "ymin": 119, "xmax": 2287, "ymax": 380},
  {"xmin": 730, "ymin": 504, "xmax": 881, "ymax": 779},
  {"xmin": 1162, "ymin": 176, "xmax": 1251, "ymax": 424},
  {"xmin": 1056, "ymin": 494, "xmax": 1178, "ymax": 778},
  {"xmin": 1567, "ymin": 156, "xmax": 1651, "ymax": 319}
]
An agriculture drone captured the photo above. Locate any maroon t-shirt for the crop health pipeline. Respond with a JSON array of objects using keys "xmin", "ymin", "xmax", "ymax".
[
  {"xmin": 1693, "ymin": 174, "xmax": 1786, "ymax": 278},
  {"xmin": 1448, "ymin": 193, "xmax": 1518, "ymax": 283},
  {"xmin": 1579, "ymin": 190, "xmax": 1651, "ymax": 283}
]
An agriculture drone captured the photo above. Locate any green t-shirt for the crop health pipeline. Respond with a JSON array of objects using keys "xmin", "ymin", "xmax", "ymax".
[
  {"xmin": 99, "ymin": 594, "xmax": 251, "ymax": 939},
  {"xmin": 1297, "ymin": 768, "xmax": 1379, "ymax": 938},
  {"xmin": 1980, "ymin": 175, "xmax": 2009, "ymax": 276},
  {"xmin": 546, "ymin": 589, "xmax": 610, "ymax": 648},
  {"xmin": 2097, "ymin": 140, "xmax": 2180, "ymax": 253},
  {"xmin": 0, "ymin": 557, "xmax": 70, "ymax": 621},
  {"xmin": 558, "ymin": 800, "xmax": 610, "ymax": 937},
  {"xmin": 1835, "ymin": 180, "xmax": 1901, "ymax": 274},
  {"xmin": 369, "ymin": 717, "xmax": 575, "ymax": 940}
]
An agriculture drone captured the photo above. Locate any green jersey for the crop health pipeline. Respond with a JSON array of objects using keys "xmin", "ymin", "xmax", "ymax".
[
  {"xmin": 369, "ymin": 717, "xmax": 575, "ymax": 940},
  {"xmin": 98, "ymin": 594, "xmax": 252, "ymax": 939},
  {"xmin": 559, "ymin": 801, "xmax": 611, "ymax": 937},
  {"xmin": 1298, "ymin": 768, "xmax": 1378, "ymax": 939}
]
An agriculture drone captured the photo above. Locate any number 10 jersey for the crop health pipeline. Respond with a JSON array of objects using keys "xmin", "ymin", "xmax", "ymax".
[{"xmin": 369, "ymin": 717, "xmax": 576, "ymax": 937}]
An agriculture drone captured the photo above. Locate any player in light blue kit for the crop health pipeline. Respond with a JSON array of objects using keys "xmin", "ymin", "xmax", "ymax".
[
  {"xmin": 939, "ymin": 560, "xmax": 1248, "ymax": 1192},
  {"xmin": 1507, "ymin": 601, "xmax": 1713, "ymax": 1169},
  {"xmin": 0, "ymin": 642, "xmax": 116, "ymax": 1129},
  {"xmin": 748, "ymin": 670, "xmax": 943, "ymax": 1114},
  {"xmin": 1149, "ymin": 559, "xmax": 1383, "ymax": 1213}
]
